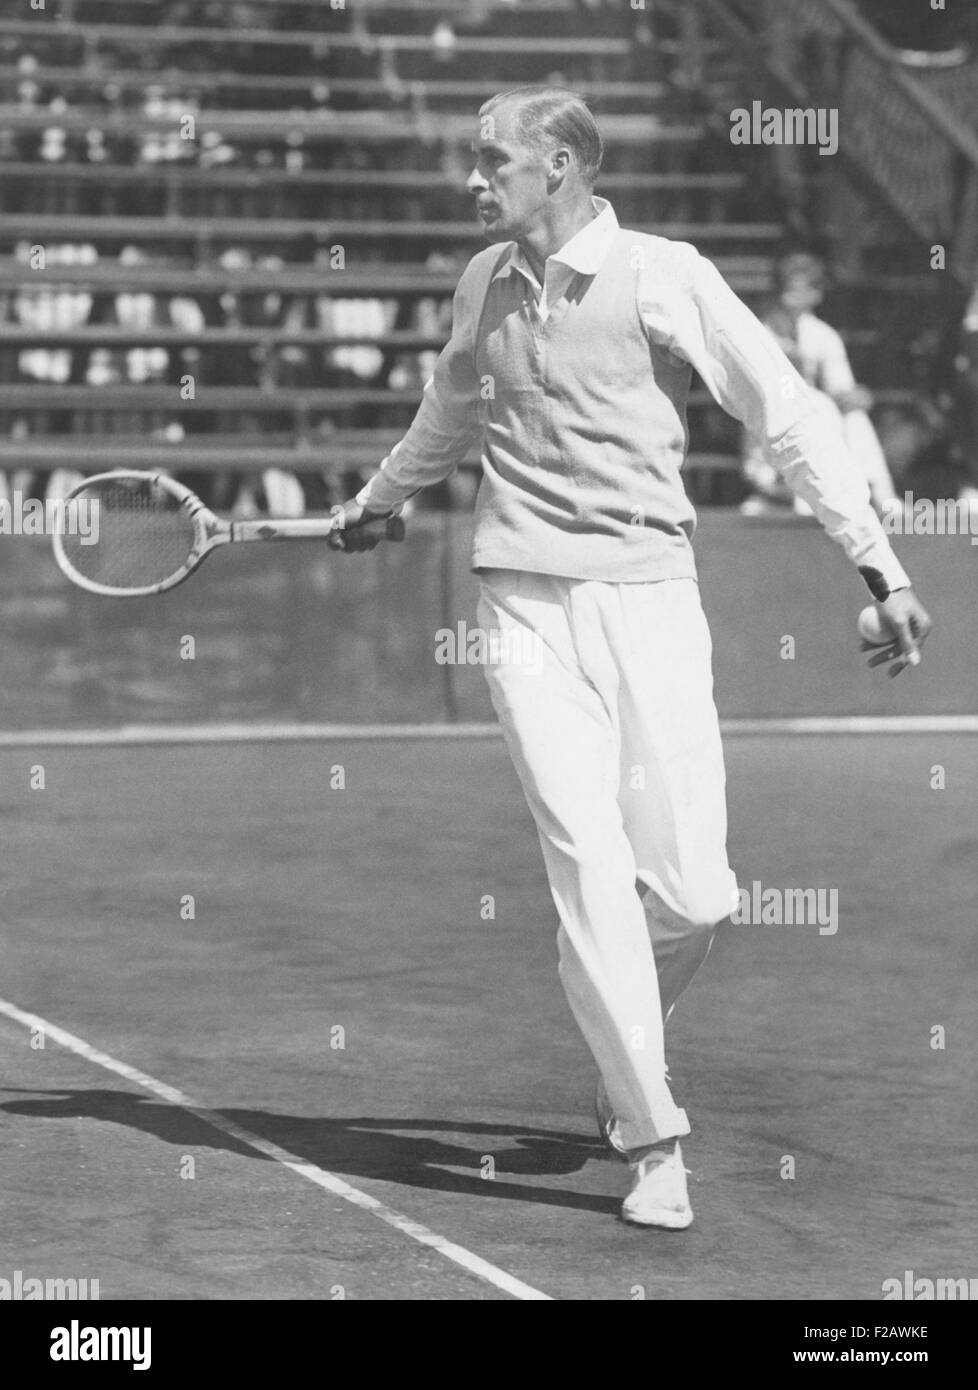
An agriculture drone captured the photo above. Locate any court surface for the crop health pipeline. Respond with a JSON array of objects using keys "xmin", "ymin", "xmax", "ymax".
[{"xmin": 1, "ymin": 731, "xmax": 975, "ymax": 1300}]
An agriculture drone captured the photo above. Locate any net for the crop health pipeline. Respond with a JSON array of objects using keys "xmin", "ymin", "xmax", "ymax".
[{"xmin": 58, "ymin": 475, "xmax": 200, "ymax": 594}]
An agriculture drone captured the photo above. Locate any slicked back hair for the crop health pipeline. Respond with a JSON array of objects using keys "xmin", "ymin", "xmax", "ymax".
[{"xmin": 479, "ymin": 86, "xmax": 604, "ymax": 187}]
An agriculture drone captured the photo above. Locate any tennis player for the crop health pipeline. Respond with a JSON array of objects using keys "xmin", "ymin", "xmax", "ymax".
[{"xmin": 329, "ymin": 87, "xmax": 931, "ymax": 1228}]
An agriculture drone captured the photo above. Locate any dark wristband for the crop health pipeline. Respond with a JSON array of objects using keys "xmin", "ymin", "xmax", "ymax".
[{"xmin": 858, "ymin": 566, "xmax": 891, "ymax": 603}]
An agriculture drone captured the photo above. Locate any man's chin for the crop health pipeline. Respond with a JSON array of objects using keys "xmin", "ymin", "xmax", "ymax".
[
  {"xmin": 477, "ymin": 205, "xmax": 511, "ymax": 237},
  {"xmin": 481, "ymin": 221, "xmax": 512, "ymax": 243}
]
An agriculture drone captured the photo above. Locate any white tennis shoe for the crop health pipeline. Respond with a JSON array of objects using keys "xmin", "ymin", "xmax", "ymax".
[{"xmin": 621, "ymin": 1141, "xmax": 693, "ymax": 1230}]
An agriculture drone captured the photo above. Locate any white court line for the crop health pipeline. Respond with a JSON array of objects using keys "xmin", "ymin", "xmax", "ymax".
[
  {"xmin": 722, "ymin": 715, "xmax": 978, "ymax": 735},
  {"xmin": 0, "ymin": 998, "xmax": 552, "ymax": 1302},
  {"xmin": 0, "ymin": 715, "xmax": 976, "ymax": 746},
  {"xmin": 0, "ymin": 722, "xmax": 503, "ymax": 746}
]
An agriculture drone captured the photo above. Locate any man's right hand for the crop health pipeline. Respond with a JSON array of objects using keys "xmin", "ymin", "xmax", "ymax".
[{"xmin": 326, "ymin": 499, "xmax": 406, "ymax": 553}]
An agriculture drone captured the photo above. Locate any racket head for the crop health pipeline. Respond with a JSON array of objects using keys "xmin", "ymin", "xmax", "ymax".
[{"xmin": 52, "ymin": 470, "xmax": 222, "ymax": 598}]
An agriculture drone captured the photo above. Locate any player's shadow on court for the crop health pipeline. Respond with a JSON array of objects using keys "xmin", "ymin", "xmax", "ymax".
[{"xmin": 0, "ymin": 1088, "xmax": 621, "ymax": 1215}]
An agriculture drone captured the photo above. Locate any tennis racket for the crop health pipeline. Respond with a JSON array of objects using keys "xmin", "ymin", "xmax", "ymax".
[{"xmin": 52, "ymin": 470, "xmax": 405, "ymax": 598}]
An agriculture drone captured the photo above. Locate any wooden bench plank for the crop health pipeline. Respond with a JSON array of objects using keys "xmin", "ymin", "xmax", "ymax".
[
  {"xmin": 0, "ymin": 329, "xmax": 448, "ymax": 349},
  {"xmin": 0, "ymin": 20, "xmax": 638, "ymax": 54},
  {"xmin": 0, "ymin": 106, "xmax": 701, "ymax": 143},
  {"xmin": 0, "ymin": 386, "xmax": 751, "ymax": 411},
  {"xmin": 0, "ymin": 65, "xmax": 669, "ymax": 103},
  {"xmin": 0, "ymin": 162, "xmax": 748, "ymax": 192},
  {"xmin": 0, "ymin": 261, "xmax": 774, "ymax": 294},
  {"xmin": 0, "ymin": 215, "xmax": 784, "ymax": 243},
  {"xmin": 0, "ymin": 439, "xmax": 744, "ymax": 475}
]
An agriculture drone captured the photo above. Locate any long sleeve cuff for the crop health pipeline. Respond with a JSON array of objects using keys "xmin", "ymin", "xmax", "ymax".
[
  {"xmin": 771, "ymin": 413, "xmax": 912, "ymax": 594},
  {"xmin": 354, "ymin": 439, "xmax": 433, "ymax": 513},
  {"xmin": 354, "ymin": 472, "xmax": 414, "ymax": 515}
]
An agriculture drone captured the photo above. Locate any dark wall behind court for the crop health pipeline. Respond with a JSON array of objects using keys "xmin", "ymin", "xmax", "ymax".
[{"xmin": 0, "ymin": 512, "xmax": 972, "ymax": 731}]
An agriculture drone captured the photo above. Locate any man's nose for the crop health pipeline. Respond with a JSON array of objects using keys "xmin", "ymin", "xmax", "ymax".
[{"xmin": 466, "ymin": 166, "xmax": 487, "ymax": 194}]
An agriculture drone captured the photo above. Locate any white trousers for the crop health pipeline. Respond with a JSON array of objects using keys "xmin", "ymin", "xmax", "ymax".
[{"xmin": 477, "ymin": 570, "xmax": 738, "ymax": 1150}]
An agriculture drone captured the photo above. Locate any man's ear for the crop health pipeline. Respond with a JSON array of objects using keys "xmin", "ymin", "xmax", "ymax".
[{"xmin": 547, "ymin": 149, "xmax": 572, "ymax": 190}]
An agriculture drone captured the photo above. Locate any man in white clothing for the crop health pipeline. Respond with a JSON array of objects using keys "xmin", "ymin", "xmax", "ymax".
[
  {"xmin": 328, "ymin": 88, "xmax": 931, "ymax": 1228},
  {"xmin": 742, "ymin": 252, "xmax": 898, "ymax": 516}
]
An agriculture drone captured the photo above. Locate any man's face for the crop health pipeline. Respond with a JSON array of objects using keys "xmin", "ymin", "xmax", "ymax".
[
  {"xmin": 779, "ymin": 271, "xmax": 823, "ymax": 315},
  {"xmin": 466, "ymin": 105, "xmax": 552, "ymax": 242}
]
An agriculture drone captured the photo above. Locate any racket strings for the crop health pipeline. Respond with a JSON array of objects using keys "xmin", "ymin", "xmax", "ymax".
[{"xmin": 59, "ymin": 479, "xmax": 200, "ymax": 592}]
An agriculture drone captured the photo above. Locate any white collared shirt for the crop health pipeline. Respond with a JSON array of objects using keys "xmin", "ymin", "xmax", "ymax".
[{"xmin": 502, "ymin": 196, "xmax": 617, "ymax": 323}]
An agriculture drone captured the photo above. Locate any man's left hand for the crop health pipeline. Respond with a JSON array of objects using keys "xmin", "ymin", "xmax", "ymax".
[{"xmin": 862, "ymin": 588, "xmax": 933, "ymax": 677}]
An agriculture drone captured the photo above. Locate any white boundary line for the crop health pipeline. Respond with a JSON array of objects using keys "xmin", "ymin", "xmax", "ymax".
[
  {"xmin": 0, "ymin": 722, "xmax": 502, "ymax": 746},
  {"xmin": 0, "ymin": 998, "xmax": 552, "ymax": 1302},
  {"xmin": 0, "ymin": 715, "xmax": 975, "ymax": 746},
  {"xmin": 721, "ymin": 715, "xmax": 978, "ymax": 735}
]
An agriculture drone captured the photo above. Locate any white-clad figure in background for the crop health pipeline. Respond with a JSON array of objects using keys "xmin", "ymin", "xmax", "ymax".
[{"xmin": 742, "ymin": 252, "xmax": 897, "ymax": 517}]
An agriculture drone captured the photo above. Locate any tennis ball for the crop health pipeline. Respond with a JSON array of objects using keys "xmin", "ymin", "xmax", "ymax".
[{"xmin": 857, "ymin": 604, "xmax": 892, "ymax": 646}]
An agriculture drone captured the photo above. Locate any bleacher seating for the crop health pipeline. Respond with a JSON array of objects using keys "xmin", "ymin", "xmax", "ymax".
[{"xmin": 0, "ymin": 0, "xmax": 956, "ymax": 511}]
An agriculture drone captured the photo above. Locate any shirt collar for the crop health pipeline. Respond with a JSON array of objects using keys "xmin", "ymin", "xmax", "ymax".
[{"xmin": 490, "ymin": 197, "xmax": 619, "ymax": 285}]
